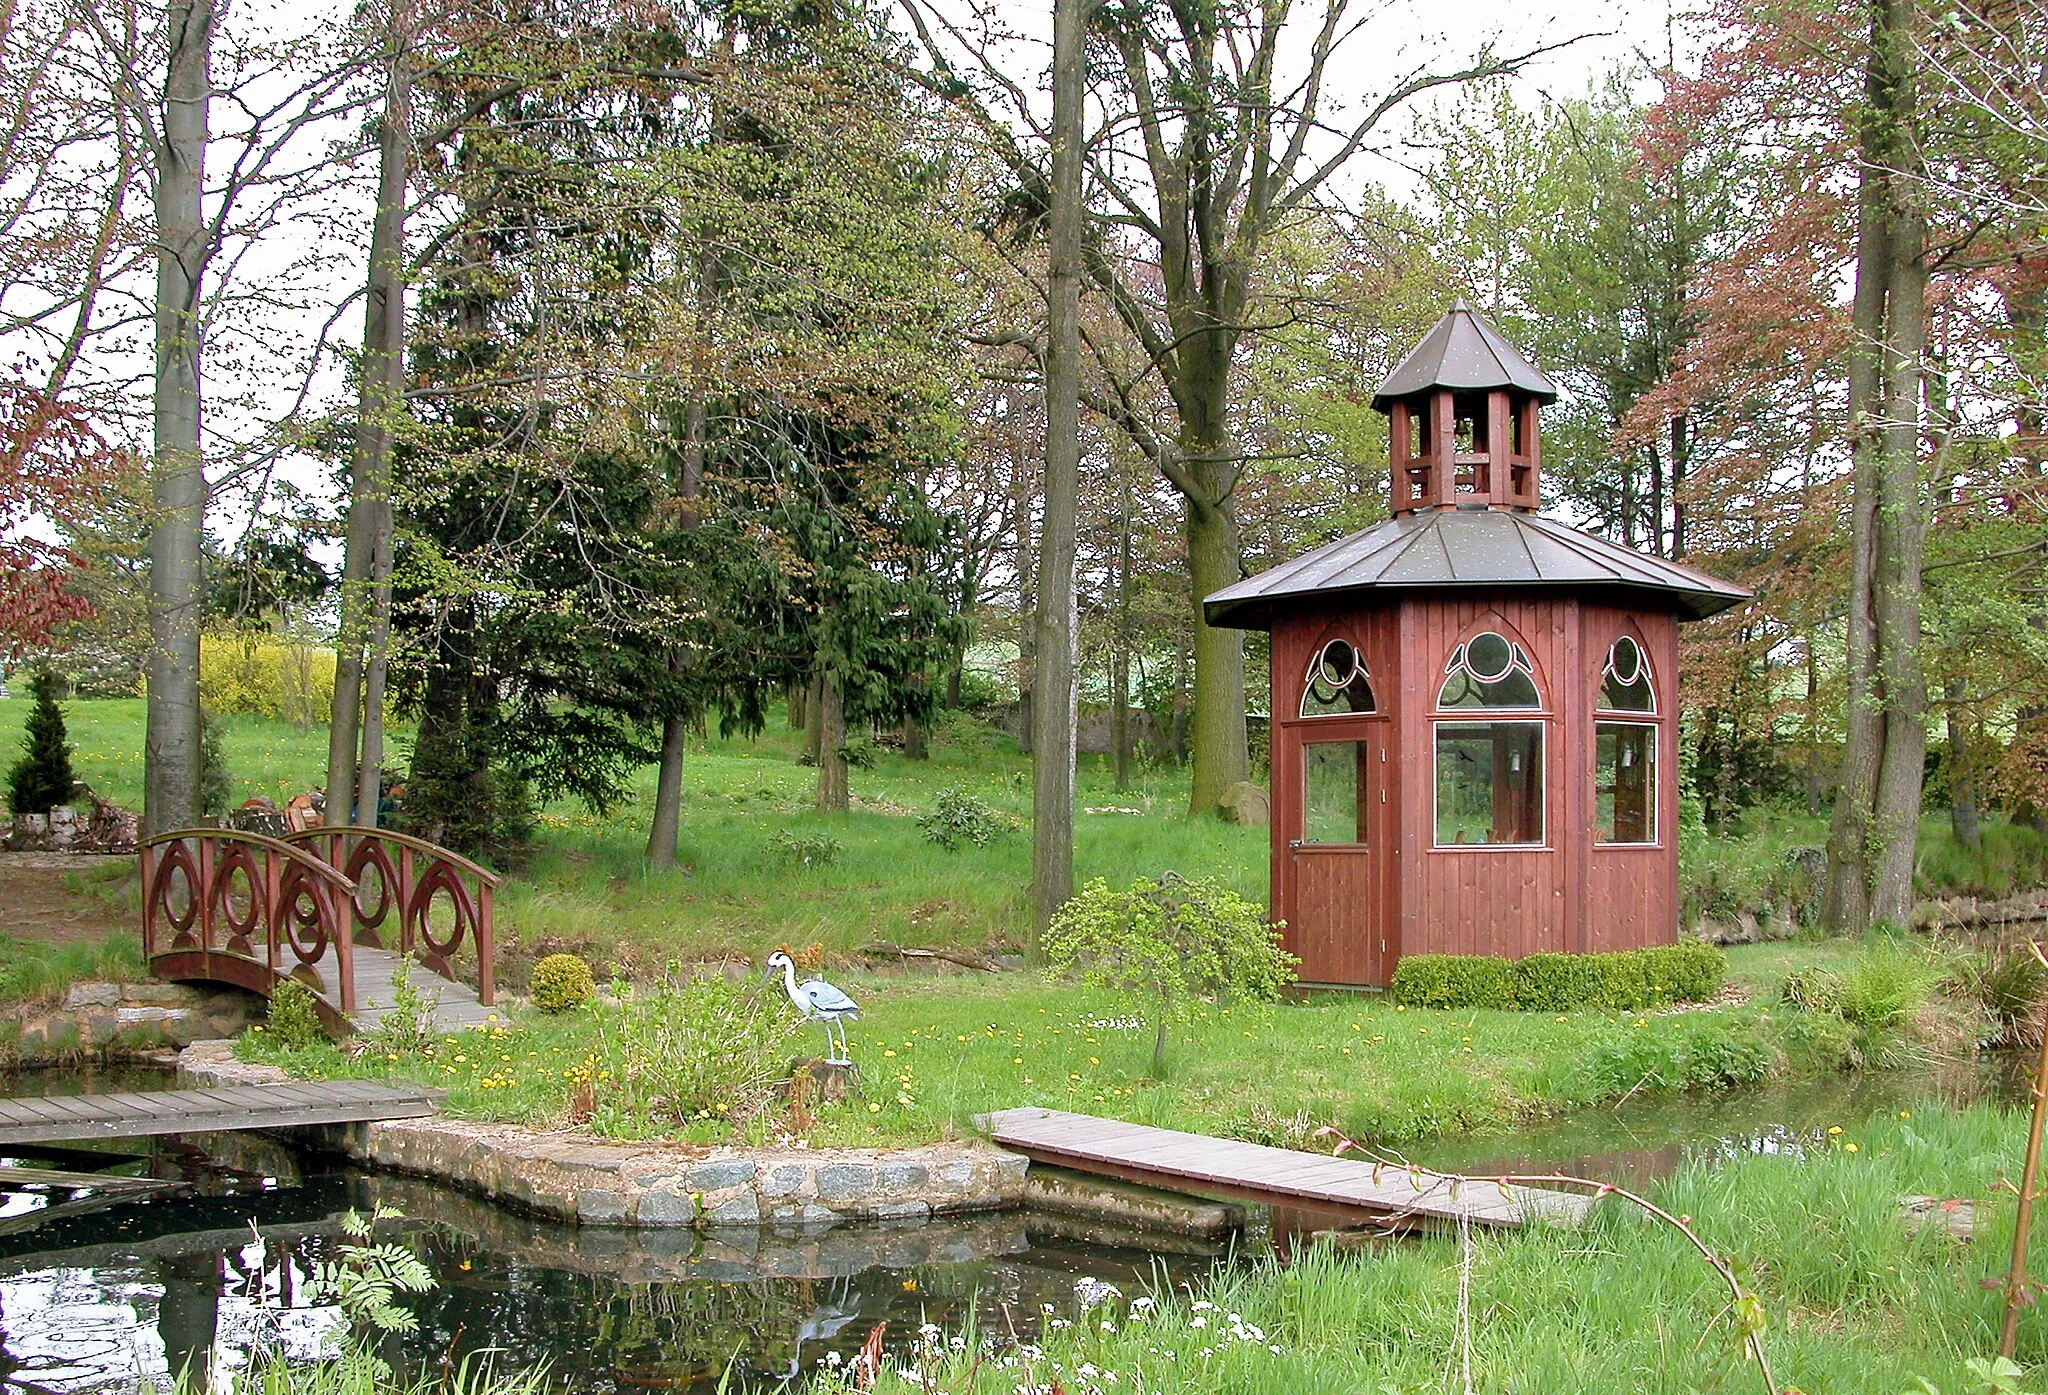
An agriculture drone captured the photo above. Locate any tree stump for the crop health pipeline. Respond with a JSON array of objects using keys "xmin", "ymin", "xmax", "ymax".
[{"xmin": 787, "ymin": 1058, "xmax": 859, "ymax": 1105}]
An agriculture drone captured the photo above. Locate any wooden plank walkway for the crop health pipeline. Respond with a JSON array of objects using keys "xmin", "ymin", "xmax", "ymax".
[
  {"xmin": 318, "ymin": 945, "xmax": 499, "ymax": 1033},
  {"xmin": 981, "ymin": 1108, "xmax": 1593, "ymax": 1229},
  {"xmin": 0, "ymin": 1081, "xmax": 437, "ymax": 1148}
]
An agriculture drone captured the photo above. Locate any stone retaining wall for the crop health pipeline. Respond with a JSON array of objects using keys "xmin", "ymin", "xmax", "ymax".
[
  {"xmin": 179, "ymin": 1040, "xmax": 1030, "ymax": 1229},
  {"xmin": 5, "ymin": 982, "xmax": 260, "ymax": 1065}
]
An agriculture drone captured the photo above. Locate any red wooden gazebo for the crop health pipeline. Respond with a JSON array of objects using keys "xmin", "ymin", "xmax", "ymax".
[{"xmin": 1205, "ymin": 303, "xmax": 1750, "ymax": 988}]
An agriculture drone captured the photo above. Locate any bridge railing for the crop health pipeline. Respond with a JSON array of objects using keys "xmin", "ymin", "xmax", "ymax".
[
  {"xmin": 282, "ymin": 827, "xmax": 500, "ymax": 1008},
  {"xmin": 140, "ymin": 829, "xmax": 362, "ymax": 1014}
]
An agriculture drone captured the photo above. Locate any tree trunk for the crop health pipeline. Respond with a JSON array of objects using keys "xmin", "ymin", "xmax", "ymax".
[
  {"xmin": 905, "ymin": 712, "xmax": 930, "ymax": 761},
  {"xmin": 804, "ymin": 666, "xmax": 826, "ymax": 766},
  {"xmin": 1670, "ymin": 411, "xmax": 1690, "ymax": 560},
  {"xmin": 816, "ymin": 668, "xmax": 848, "ymax": 812},
  {"xmin": 1822, "ymin": 0, "xmax": 1925, "ymax": 933},
  {"xmin": 1868, "ymin": 169, "xmax": 1927, "ymax": 923},
  {"xmin": 329, "ymin": 18, "xmax": 408, "ymax": 831},
  {"xmin": 143, "ymin": 0, "xmax": 214, "ymax": 838},
  {"xmin": 1013, "ymin": 438, "xmax": 1036, "ymax": 753},
  {"xmin": 1031, "ymin": 0, "xmax": 1084, "ymax": 940},
  {"xmin": 1947, "ymin": 683, "xmax": 1980, "ymax": 851},
  {"xmin": 788, "ymin": 681, "xmax": 807, "ymax": 733},
  {"xmin": 646, "ymin": 712, "xmax": 689, "ymax": 867},
  {"xmin": 1111, "ymin": 464, "xmax": 1134, "ymax": 792},
  {"xmin": 1185, "ymin": 491, "xmax": 1248, "ymax": 813}
]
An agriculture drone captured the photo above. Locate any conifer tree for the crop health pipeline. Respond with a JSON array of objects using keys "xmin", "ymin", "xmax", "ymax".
[{"xmin": 7, "ymin": 666, "xmax": 77, "ymax": 815}]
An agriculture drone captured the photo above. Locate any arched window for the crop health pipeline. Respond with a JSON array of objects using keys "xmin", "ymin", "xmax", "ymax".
[
  {"xmin": 1434, "ymin": 630, "xmax": 1544, "ymax": 847},
  {"xmin": 1301, "ymin": 638, "xmax": 1376, "ymax": 717},
  {"xmin": 1595, "ymin": 636, "xmax": 1657, "ymax": 845},
  {"xmin": 1438, "ymin": 631, "xmax": 1540, "ymax": 708},
  {"xmin": 1599, "ymin": 635, "xmax": 1654, "ymax": 712}
]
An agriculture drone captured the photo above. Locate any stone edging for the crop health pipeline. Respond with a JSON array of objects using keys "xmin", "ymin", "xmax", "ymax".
[
  {"xmin": 178, "ymin": 1040, "xmax": 1029, "ymax": 1229},
  {"xmin": 5, "ymin": 982, "xmax": 259, "ymax": 1066}
]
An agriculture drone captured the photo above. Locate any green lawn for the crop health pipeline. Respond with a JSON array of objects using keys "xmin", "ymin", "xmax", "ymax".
[
  {"xmin": 0, "ymin": 698, "xmax": 1262, "ymax": 971},
  {"xmin": 241, "ymin": 940, "xmax": 1926, "ymax": 1152}
]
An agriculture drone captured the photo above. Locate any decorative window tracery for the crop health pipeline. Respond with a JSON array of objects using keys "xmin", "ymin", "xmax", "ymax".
[
  {"xmin": 1438, "ymin": 630, "xmax": 1540, "ymax": 709},
  {"xmin": 1599, "ymin": 635, "xmax": 1654, "ymax": 712},
  {"xmin": 1301, "ymin": 638, "xmax": 1376, "ymax": 717}
]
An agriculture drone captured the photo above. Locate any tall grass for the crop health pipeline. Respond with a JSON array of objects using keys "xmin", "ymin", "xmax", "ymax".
[
  {"xmin": 0, "ymin": 930, "xmax": 144, "ymax": 1004},
  {"xmin": 857, "ymin": 1106, "xmax": 2044, "ymax": 1395}
]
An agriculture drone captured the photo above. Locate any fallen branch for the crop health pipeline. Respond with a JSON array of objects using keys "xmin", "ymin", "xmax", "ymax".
[{"xmin": 858, "ymin": 942, "xmax": 999, "ymax": 972}]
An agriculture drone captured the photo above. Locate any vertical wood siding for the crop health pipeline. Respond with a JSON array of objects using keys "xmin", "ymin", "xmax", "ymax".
[{"xmin": 1268, "ymin": 591, "xmax": 1682, "ymax": 987}]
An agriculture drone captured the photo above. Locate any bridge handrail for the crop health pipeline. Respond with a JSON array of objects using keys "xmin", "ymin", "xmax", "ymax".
[
  {"xmin": 142, "ymin": 827, "xmax": 357, "ymax": 890},
  {"xmin": 140, "ymin": 826, "xmax": 361, "ymax": 1013},
  {"xmin": 281, "ymin": 826, "xmax": 503, "ymax": 887},
  {"xmin": 282, "ymin": 825, "xmax": 498, "ymax": 1007}
]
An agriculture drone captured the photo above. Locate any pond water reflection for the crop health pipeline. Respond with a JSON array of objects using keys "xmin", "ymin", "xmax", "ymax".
[{"xmin": 0, "ymin": 1057, "xmax": 2028, "ymax": 1393}]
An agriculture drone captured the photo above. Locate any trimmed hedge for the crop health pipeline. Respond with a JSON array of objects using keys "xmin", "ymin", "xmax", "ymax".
[{"xmin": 1389, "ymin": 941, "xmax": 1725, "ymax": 1012}]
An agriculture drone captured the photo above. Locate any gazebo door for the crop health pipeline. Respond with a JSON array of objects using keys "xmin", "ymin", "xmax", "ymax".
[{"xmin": 1288, "ymin": 726, "xmax": 1389, "ymax": 986}]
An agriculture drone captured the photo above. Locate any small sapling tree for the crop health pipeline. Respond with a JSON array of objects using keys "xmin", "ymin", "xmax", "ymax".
[
  {"xmin": 6, "ymin": 666, "xmax": 76, "ymax": 815},
  {"xmin": 1044, "ymin": 872, "xmax": 1296, "ymax": 1077}
]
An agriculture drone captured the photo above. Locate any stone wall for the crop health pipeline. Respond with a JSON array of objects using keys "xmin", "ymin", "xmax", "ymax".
[
  {"xmin": 6, "ymin": 982, "xmax": 260, "ymax": 1065},
  {"xmin": 179, "ymin": 1041, "xmax": 1030, "ymax": 1230}
]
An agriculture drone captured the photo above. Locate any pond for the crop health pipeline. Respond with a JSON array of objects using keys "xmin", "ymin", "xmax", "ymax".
[{"xmin": 0, "ymin": 1058, "xmax": 2028, "ymax": 1393}]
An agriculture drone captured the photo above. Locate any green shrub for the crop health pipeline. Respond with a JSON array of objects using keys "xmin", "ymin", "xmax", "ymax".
[
  {"xmin": 198, "ymin": 634, "xmax": 337, "ymax": 723},
  {"xmin": 768, "ymin": 828, "xmax": 841, "ymax": 868},
  {"xmin": 528, "ymin": 953, "xmax": 595, "ymax": 1013},
  {"xmin": 587, "ymin": 968, "xmax": 797, "ymax": 1136},
  {"xmin": 1953, "ymin": 942, "xmax": 2046, "ymax": 1047},
  {"xmin": 1781, "ymin": 966, "xmax": 1845, "ymax": 1015},
  {"xmin": 198, "ymin": 707, "xmax": 232, "ymax": 820},
  {"xmin": 1583, "ymin": 1014, "xmax": 1775, "ymax": 1094},
  {"xmin": 1388, "ymin": 942, "xmax": 1725, "ymax": 1012},
  {"xmin": 1385, "ymin": 953, "xmax": 1513, "ymax": 1010},
  {"xmin": 6, "ymin": 666, "xmax": 76, "ymax": 815},
  {"xmin": 1837, "ymin": 945, "xmax": 1938, "ymax": 1030},
  {"xmin": 839, "ymin": 739, "xmax": 879, "ymax": 769},
  {"xmin": 1045, "ymin": 872, "xmax": 1296, "ymax": 1076},
  {"xmin": 917, "ymin": 788, "xmax": 1011, "ymax": 850},
  {"xmin": 264, "ymin": 977, "xmax": 327, "ymax": 1050}
]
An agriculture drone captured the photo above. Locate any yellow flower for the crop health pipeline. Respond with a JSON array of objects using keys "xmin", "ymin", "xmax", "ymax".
[
  {"xmin": 1827, "ymin": 1125, "xmax": 1842, "ymax": 1135},
  {"xmin": 1844, "ymin": 1142, "xmax": 1859, "ymax": 1153},
  {"xmin": 1088, "ymin": 1056, "xmax": 1100, "ymax": 1065},
  {"xmin": 868, "ymin": 1102, "xmax": 881, "ymax": 1113},
  {"xmin": 883, "ymin": 1049, "xmax": 897, "ymax": 1058},
  {"xmin": 1013, "ymin": 1058, "xmax": 1023, "ymax": 1065}
]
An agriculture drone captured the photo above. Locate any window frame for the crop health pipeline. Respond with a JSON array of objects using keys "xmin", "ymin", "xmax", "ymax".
[
  {"xmin": 1592, "ymin": 634, "xmax": 1663, "ymax": 849},
  {"xmin": 1431, "ymin": 719, "xmax": 1548, "ymax": 849},
  {"xmin": 1299, "ymin": 735, "xmax": 1372, "ymax": 847},
  {"xmin": 1299, "ymin": 638, "xmax": 1377, "ymax": 719},
  {"xmin": 1593, "ymin": 718, "xmax": 1660, "ymax": 847}
]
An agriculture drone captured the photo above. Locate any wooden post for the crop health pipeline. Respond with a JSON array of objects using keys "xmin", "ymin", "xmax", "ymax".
[
  {"xmin": 1999, "ymin": 940, "xmax": 2048, "ymax": 1359},
  {"xmin": 1487, "ymin": 391, "xmax": 1512, "ymax": 507}
]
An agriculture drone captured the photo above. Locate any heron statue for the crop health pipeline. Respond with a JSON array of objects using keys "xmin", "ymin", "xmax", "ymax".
[{"xmin": 764, "ymin": 950, "xmax": 861, "ymax": 1064}]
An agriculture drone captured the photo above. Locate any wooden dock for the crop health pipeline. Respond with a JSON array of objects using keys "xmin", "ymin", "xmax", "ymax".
[
  {"xmin": 0, "ymin": 1081, "xmax": 437, "ymax": 1148},
  {"xmin": 981, "ymin": 1108, "xmax": 1593, "ymax": 1230}
]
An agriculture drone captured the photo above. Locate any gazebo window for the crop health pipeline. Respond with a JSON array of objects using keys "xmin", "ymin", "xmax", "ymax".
[
  {"xmin": 1599, "ymin": 636, "xmax": 1654, "ymax": 711},
  {"xmin": 1438, "ymin": 631, "xmax": 1540, "ymax": 708},
  {"xmin": 1436, "ymin": 722, "xmax": 1544, "ymax": 845},
  {"xmin": 1596, "ymin": 723, "xmax": 1656, "ymax": 844},
  {"xmin": 1301, "ymin": 639, "xmax": 1376, "ymax": 717},
  {"xmin": 1435, "ymin": 631, "xmax": 1545, "ymax": 847},
  {"xmin": 1596, "ymin": 637, "xmax": 1657, "ymax": 843}
]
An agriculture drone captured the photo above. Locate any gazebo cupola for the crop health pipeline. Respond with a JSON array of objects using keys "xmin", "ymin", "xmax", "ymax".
[{"xmin": 1377, "ymin": 299, "xmax": 1557, "ymax": 515}]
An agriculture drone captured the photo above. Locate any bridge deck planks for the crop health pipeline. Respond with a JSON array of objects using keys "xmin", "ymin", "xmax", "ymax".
[
  {"xmin": 0, "ymin": 1083, "xmax": 437, "ymax": 1147},
  {"xmin": 981, "ymin": 1107, "xmax": 1592, "ymax": 1230}
]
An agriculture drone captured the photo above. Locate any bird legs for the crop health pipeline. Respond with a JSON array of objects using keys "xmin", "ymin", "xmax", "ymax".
[{"xmin": 816, "ymin": 1016, "xmax": 850, "ymax": 1066}]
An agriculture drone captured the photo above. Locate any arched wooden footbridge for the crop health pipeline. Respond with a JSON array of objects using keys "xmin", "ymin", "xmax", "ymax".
[{"xmin": 139, "ymin": 827, "xmax": 502, "ymax": 1034}]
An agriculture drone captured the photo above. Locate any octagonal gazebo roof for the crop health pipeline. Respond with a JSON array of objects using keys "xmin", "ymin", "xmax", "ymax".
[{"xmin": 1203, "ymin": 507, "xmax": 1752, "ymax": 630}]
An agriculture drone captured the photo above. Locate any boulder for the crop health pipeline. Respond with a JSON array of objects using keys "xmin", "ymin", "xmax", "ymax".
[{"xmin": 1217, "ymin": 781, "xmax": 1271, "ymax": 828}]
